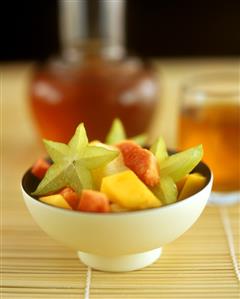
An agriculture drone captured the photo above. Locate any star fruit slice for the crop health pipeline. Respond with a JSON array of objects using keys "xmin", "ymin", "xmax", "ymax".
[
  {"xmin": 159, "ymin": 145, "xmax": 203, "ymax": 182},
  {"xmin": 150, "ymin": 137, "xmax": 177, "ymax": 204},
  {"xmin": 150, "ymin": 138, "xmax": 203, "ymax": 204},
  {"xmin": 32, "ymin": 123, "xmax": 119, "ymax": 196},
  {"xmin": 151, "ymin": 176, "xmax": 178, "ymax": 205},
  {"xmin": 105, "ymin": 118, "xmax": 147, "ymax": 146},
  {"xmin": 150, "ymin": 136, "xmax": 168, "ymax": 163}
]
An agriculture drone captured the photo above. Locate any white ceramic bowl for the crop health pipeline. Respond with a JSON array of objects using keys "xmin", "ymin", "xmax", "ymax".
[{"xmin": 21, "ymin": 161, "xmax": 213, "ymax": 272}]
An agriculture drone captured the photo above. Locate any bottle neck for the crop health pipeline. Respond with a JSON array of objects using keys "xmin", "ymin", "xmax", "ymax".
[{"xmin": 59, "ymin": 0, "xmax": 126, "ymax": 61}]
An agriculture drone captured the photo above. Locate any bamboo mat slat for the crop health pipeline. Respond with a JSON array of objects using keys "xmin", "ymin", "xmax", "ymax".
[{"xmin": 2, "ymin": 61, "xmax": 240, "ymax": 299}]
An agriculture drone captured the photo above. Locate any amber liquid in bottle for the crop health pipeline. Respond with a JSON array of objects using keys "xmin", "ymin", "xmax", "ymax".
[
  {"xmin": 179, "ymin": 104, "xmax": 240, "ymax": 191},
  {"xmin": 30, "ymin": 55, "xmax": 158, "ymax": 143},
  {"xmin": 30, "ymin": 0, "xmax": 159, "ymax": 143}
]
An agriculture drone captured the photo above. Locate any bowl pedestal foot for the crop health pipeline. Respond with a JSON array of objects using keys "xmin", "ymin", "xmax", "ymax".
[{"xmin": 77, "ymin": 248, "xmax": 162, "ymax": 272}]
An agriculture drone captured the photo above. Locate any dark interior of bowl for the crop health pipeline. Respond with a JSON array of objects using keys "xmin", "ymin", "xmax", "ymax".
[
  {"xmin": 22, "ymin": 169, "xmax": 41, "ymax": 196},
  {"xmin": 22, "ymin": 152, "xmax": 212, "ymax": 198}
]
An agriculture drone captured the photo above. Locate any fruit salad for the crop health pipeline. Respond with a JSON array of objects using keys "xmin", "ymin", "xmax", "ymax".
[{"xmin": 31, "ymin": 119, "xmax": 206, "ymax": 213}]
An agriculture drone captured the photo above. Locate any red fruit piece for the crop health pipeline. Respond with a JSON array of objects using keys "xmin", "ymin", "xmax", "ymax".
[
  {"xmin": 117, "ymin": 140, "xmax": 159, "ymax": 187},
  {"xmin": 78, "ymin": 190, "xmax": 110, "ymax": 213},
  {"xmin": 60, "ymin": 187, "xmax": 79, "ymax": 209},
  {"xmin": 31, "ymin": 158, "xmax": 50, "ymax": 179}
]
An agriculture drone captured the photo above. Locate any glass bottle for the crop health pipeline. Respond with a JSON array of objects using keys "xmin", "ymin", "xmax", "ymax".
[{"xmin": 29, "ymin": 0, "xmax": 160, "ymax": 143}]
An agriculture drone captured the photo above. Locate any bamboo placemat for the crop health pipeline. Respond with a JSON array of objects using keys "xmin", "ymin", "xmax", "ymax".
[
  {"xmin": 3, "ymin": 204, "xmax": 240, "ymax": 298},
  {"xmin": 2, "ymin": 61, "xmax": 240, "ymax": 299}
]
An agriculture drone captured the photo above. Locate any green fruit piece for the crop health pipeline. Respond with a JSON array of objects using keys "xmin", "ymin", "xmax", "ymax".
[
  {"xmin": 131, "ymin": 134, "xmax": 147, "ymax": 146},
  {"xmin": 150, "ymin": 137, "xmax": 168, "ymax": 163},
  {"xmin": 106, "ymin": 118, "xmax": 126, "ymax": 145},
  {"xmin": 106, "ymin": 118, "xmax": 147, "ymax": 146},
  {"xmin": 32, "ymin": 123, "xmax": 119, "ymax": 196},
  {"xmin": 151, "ymin": 176, "xmax": 178, "ymax": 205},
  {"xmin": 159, "ymin": 145, "xmax": 203, "ymax": 182},
  {"xmin": 43, "ymin": 140, "xmax": 69, "ymax": 163},
  {"xmin": 81, "ymin": 145, "xmax": 119, "ymax": 169},
  {"xmin": 68, "ymin": 122, "xmax": 88, "ymax": 155}
]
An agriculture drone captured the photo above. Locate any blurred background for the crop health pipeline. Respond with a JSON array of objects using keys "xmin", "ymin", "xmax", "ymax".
[
  {"xmin": 2, "ymin": 0, "xmax": 240, "ymax": 193},
  {"xmin": 1, "ymin": 0, "xmax": 240, "ymax": 61}
]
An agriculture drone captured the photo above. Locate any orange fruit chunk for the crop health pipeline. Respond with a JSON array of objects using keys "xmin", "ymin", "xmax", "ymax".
[
  {"xmin": 78, "ymin": 190, "xmax": 110, "ymax": 213},
  {"xmin": 117, "ymin": 141, "xmax": 159, "ymax": 187}
]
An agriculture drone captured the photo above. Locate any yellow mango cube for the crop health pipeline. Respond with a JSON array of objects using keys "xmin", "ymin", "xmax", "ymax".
[
  {"xmin": 101, "ymin": 170, "xmax": 162, "ymax": 210},
  {"xmin": 178, "ymin": 173, "xmax": 207, "ymax": 201},
  {"xmin": 39, "ymin": 194, "xmax": 72, "ymax": 210},
  {"xmin": 176, "ymin": 175, "xmax": 188, "ymax": 193},
  {"xmin": 92, "ymin": 155, "xmax": 127, "ymax": 189}
]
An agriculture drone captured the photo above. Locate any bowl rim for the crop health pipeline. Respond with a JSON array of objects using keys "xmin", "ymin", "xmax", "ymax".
[{"xmin": 21, "ymin": 160, "xmax": 213, "ymax": 217}]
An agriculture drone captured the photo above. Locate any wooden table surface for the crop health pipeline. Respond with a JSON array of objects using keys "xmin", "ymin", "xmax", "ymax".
[{"xmin": 2, "ymin": 59, "xmax": 240, "ymax": 298}]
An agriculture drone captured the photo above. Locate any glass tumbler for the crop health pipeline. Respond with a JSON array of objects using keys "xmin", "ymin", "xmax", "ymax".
[{"xmin": 178, "ymin": 72, "xmax": 240, "ymax": 203}]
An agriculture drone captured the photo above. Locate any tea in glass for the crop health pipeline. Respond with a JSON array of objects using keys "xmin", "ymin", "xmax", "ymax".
[{"xmin": 178, "ymin": 73, "xmax": 240, "ymax": 193}]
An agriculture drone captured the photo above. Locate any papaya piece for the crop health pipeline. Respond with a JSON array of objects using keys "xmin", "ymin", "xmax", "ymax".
[
  {"xmin": 31, "ymin": 158, "xmax": 50, "ymax": 179},
  {"xmin": 117, "ymin": 140, "xmax": 159, "ymax": 187},
  {"xmin": 60, "ymin": 187, "xmax": 79, "ymax": 209},
  {"xmin": 78, "ymin": 190, "xmax": 110, "ymax": 213}
]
